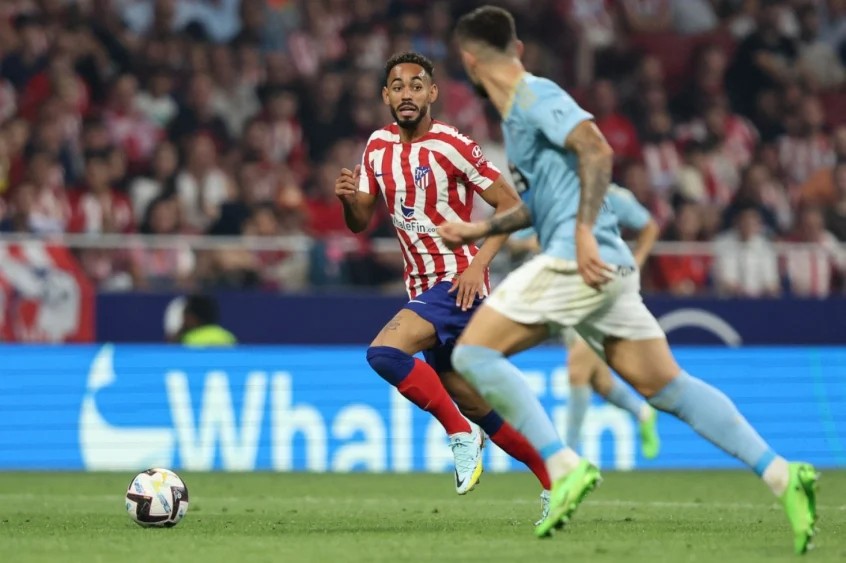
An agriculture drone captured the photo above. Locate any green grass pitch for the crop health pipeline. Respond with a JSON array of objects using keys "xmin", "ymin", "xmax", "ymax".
[{"xmin": 0, "ymin": 470, "xmax": 843, "ymax": 563}]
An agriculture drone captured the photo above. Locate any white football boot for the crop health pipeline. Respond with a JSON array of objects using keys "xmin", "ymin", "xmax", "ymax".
[{"xmin": 449, "ymin": 426, "xmax": 484, "ymax": 494}]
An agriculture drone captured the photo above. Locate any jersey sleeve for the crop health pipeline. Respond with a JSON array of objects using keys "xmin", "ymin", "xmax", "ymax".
[
  {"xmin": 607, "ymin": 185, "xmax": 650, "ymax": 231},
  {"xmin": 454, "ymin": 138, "xmax": 502, "ymax": 194},
  {"xmin": 358, "ymin": 140, "xmax": 379, "ymax": 196},
  {"xmin": 522, "ymin": 80, "xmax": 593, "ymax": 148}
]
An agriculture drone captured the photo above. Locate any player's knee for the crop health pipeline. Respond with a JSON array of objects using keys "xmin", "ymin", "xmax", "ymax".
[
  {"xmin": 366, "ymin": 346, "xmax": 414, "ymax": 386},
  {"xmin": 568, "ymin": 365, "xmax": 591, "ymax": 386},
  {"xmin": 452, "ymin": 345, "xmax": 501, "ymax": 382},
  {"xmin": 646, "ymin": 370, "xmax": 688, "ymax": 408}
]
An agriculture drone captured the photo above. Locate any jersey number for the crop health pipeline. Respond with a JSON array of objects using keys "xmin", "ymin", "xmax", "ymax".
[{"xmin": 509, "ymin": 163, "xmax": 530, "ymax": 194}]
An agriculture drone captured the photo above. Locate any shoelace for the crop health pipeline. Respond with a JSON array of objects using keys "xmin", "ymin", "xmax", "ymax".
[
  {"xmin": 449, "ymin": 436, "xmax": 478, "ymax": 475},
  {"xmin": 541, "ymin": 491, "xmax": 550, "ymax": 518},
  {"xmin": 535, "ymin": 491, "xmax": 551, "ymax": 526}
]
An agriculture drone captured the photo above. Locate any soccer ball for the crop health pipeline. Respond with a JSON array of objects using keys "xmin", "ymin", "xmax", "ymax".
[{"xmin": 125, "ymin": 468, "xmax": 189, "ymax": 527}]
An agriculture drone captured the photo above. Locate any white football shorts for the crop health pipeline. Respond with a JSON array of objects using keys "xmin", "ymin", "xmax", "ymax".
[{"xmin": 485, "ymin": 254, "xmax": 665, "ymax": 358}]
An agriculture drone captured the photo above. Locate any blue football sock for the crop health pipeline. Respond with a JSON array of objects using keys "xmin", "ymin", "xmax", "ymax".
[
  {"xmin": 604, "ymin": 377, "xmax": 647, "ymax": 420},
  {"xmin": 471, "ymin": 409, "xmax": 505, "ymax": 436},
  {"xmin": 453, "ymin": 345, "xmax": 565, "ymax": 460},
  {"xmin": 366, "ymin": 346, "xmax": 414, "ymax": 385},
  {"xmin": 566, "ymin": 384, "xmax": 591, "ymax": 450},
  {"xmin": 648, "ymin": 371, "xmax": 776, "ymax": 475}
]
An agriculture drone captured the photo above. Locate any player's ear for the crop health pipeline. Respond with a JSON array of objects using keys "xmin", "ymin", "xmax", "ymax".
[
  {"xmin": 429, "ymin": 83, "xmax": 439, "ymax": 104},
  {"xmin": 459, "ymin": 48, "xmax": 475, "ymax": 69},
  {"xmin": 382, "ymin": 85, "xmax": 390, "ymax": 106},
  {"xmin": 515, "ymin": 40, "xmax": 525, "ymax": 59}
]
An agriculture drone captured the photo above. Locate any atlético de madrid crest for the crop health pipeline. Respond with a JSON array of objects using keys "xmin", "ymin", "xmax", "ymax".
[{"xmin": 414, "ymin": 166, "xmax": 432, "ymax": 190}]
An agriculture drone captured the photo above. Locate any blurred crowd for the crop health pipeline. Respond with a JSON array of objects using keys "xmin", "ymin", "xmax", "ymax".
[{"xmin": 0, "ymin": 0, "xmax": 844, "ymax": 297}]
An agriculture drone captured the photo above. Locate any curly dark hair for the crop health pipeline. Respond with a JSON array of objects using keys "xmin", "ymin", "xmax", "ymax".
[{"xmin": 384, "ymin": 52, "xmax": 435, "ymax": 85}]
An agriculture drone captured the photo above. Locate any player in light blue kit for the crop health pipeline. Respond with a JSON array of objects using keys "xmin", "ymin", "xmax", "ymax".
[
  {"xmin": 511, "ymin": 184, "xmax": 661, "ymax": 525},
  {"xmin": 438, "ymin": 5, "xmax": 819, "ymax": 553},
  {"xmin": 512, "ymin": 185, "xmax": 662, "ymax": 466}
]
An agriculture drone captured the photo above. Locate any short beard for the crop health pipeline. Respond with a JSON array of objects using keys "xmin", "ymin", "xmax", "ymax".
[{"xmin": 390, "ymin": 104, "xmax": 428, "ymax": 130}]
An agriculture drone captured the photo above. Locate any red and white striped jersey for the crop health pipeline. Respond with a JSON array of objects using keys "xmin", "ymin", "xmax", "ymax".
[{"xmin": 358, "ymin": 121, "xmax": 501, "ymax": 298}]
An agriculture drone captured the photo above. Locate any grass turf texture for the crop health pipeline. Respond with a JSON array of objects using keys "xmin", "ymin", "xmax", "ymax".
[{"xmin": 0, "ymin": 471, "xmax": 843, "ymax": 563}]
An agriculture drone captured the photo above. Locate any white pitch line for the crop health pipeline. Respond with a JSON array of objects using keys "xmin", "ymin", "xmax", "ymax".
[{"xmin": 0, "ymin": 494, "xmax": 843, "ymax": 512}]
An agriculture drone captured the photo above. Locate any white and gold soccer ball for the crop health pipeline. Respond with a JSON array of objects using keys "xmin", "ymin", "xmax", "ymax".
[{"xmin": 125, "ymin": 468, "xmax": 189, "ymax": 527}]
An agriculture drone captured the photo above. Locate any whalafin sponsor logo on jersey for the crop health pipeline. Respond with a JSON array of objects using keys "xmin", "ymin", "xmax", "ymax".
[{"xmin": 392, "ymin": 215, "xmax": 437, "ymax": 234}]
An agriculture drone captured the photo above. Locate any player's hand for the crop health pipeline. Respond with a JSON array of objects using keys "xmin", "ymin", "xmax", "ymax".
[
  {"xmin": 449, "ymin": 262, "xmax": 485, "ymax": 311},
  {"xmin": 437, "ymin": 221, "xmax": 486, "ymax": 250},
  {"xmin": 575, "ymin": 223, "xmax": 614, "ymax": 289},
  {"xmin": 335, "ymin": 165, "xmax": 360, "ymax": 203}
]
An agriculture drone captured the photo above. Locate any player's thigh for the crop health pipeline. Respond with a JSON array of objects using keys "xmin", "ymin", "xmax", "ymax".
[
  {"xmin": 439, "ymin": 369, "xmax": 492, "ymax": 420},
  {"xmin": 577, "ymin": 271, "xmax": 677, "ymax": 397},
  {"xmin": 457, "ymin": 303, "xmax": 549, "ymax": 356},
  {"xmin": 567, "ymin": 337, "xmax": 600, "ymax": 386},
  {"xmin": 604, "ymin": 337, "xmax": 680, "ymax": 398},
  {"xmin": 371, "ymin": 308, "xmax": 437, "ymax": 354}
]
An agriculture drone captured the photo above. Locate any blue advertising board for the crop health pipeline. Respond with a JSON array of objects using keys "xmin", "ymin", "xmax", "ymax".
[
  {"xmin": 96, "ymin": 293, "xmax": 846, "ymax": 345},
  {"xmin": 1, "ymin": 345, "xmax": 843, "ymax": 471}
]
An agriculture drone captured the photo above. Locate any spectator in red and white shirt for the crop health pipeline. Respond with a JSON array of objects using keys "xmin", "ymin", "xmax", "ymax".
[
  {"xmin": 677, "ymin": 98, "xmax": 760, "ymax": 203},
  {"xmin": 174, "ymin": 133, "xmax": 234, "ymax": 232},
  {"xmin": 783, "ymin": 206, "xmax": 846, "ymax": 298},
  {"xmin": 103, "ymin": 73, "xmax": 163, "ymax": 173},
  {"xmin": 263, "ymin": 88, "xmax": 306, "ymax": 166},
  {"xmin": 777, "ymin": 95, "xmax": 835, "ymax": 191},
  {"xmin": 67, "ymin": 150, "xmax": 133, "ymax": 234},
  {"xmin": 713, "ymin": 206, "xmax": 781, "ymax": 298},
  {"xmin": 23, "ymin": 148, "xmax": 69, "ymax": 234},
  {"xmin": 130, "ymin": 195, "xmax": 195, "ymax": 291},
  {"xmin": 654, "ymin": 200, "xmax": 712, "ymax": 296}
]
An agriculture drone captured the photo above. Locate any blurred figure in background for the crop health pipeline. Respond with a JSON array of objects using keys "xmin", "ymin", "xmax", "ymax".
[
  {"xmin": 783, "ymin": 206, "xmax": 846, "ymax": 297},
  {"xmin": 713, "ymin": 206, "xmax": 781, "ymax": 297},
  {"xmin": 654, "ymin": 200, "xmax": 712, "ymax": 296},
  {"xmin": 164, "ymin": 293, "xmax": 237, "ymax": 346},
  {"xmin": 130, "ymin": 194, "xmax": 195, "ymax": 291}
]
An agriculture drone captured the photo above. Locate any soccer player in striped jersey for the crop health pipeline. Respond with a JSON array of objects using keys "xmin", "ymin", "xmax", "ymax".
[
  {"xmin": 440, "ymin": 6, "xmax": 818, "ymax": 551},
  {"xmin": 335, "ymin": 52, "xmax": 552, "ymax": 499}
]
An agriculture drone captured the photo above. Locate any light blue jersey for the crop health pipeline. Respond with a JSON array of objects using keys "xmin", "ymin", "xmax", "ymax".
[
  {"xmin": 606, "ymin": 184, "xmax": 651, "ymax": 231},
  {"xmin": 513, "ymin": 184, "xmax": 650, "ymax": 243},
  {"xmin": 503, "ymin": 74, "xmax": 636, "ymax": 267}
]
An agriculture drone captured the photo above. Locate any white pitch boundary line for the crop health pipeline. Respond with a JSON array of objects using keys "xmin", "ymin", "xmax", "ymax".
[{"xmin": 0, "ymin": 494, "xmax": 843, "ymax": 512}]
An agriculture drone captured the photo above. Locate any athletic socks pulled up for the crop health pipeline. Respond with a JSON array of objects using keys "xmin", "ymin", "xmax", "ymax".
[{"xmin": 367, "ymin": 346, "xmax": 471, "ymax": 435}]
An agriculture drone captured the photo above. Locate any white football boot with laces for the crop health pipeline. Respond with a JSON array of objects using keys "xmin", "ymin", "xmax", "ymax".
[{"xmin": 449, "ymin": 426, "xmax": 484, "ymax": 494}]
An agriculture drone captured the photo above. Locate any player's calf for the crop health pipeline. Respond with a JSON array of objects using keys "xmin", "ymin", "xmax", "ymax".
[
  {"xmin": 366, "ymin": 346, "xmax": 472, "ymax": 436},
  {"xmin": 367, "ymin": 345, "xmax": 482, "ymax": 494}
]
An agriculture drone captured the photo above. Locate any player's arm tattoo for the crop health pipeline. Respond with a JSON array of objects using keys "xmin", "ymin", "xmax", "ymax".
[
  {"xmin": 485, "ymin": 203, "xmax": 533, "ymax": 235},
  {"xmin": 565, "ymin": 121, "xmax": 614, "ymax": 226}
]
